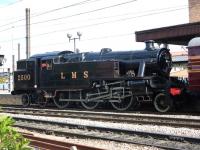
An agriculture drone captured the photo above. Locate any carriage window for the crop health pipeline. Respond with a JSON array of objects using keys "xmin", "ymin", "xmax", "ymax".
[{"xmin": 17, "ymin": 61, "xmax": 26, "ymax": 70}]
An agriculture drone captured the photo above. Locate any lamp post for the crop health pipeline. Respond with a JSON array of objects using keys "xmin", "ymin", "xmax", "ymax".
[{"xmin": 67, "ymin": 32, "xmax": 82, "ymax": 53}]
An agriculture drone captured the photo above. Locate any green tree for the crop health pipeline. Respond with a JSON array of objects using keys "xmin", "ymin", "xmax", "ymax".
[{"xmin": 0, "ymin": 116, "xmax": 32, "ymax": 150}]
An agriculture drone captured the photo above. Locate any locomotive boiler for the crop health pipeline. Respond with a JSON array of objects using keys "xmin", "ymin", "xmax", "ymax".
[{"xmin": 12, "ymin": 41, "xmax": 173, "ymax": 112}]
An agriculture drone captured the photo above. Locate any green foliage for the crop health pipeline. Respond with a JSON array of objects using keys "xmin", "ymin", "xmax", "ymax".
[{"xmin": 0, "ymin": 116, "xmax": 32, "ymax": 150}]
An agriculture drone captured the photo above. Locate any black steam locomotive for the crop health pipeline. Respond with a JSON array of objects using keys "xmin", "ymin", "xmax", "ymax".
[{"xmin": 12, "ymin": 41, "xmax": 175, "ymax": 112}]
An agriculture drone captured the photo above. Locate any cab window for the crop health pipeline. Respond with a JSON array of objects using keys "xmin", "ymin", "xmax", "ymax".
[
  {"xmin": 47, "ymin": 60, "xmax": 52, "ymax": 70},
  {"xmin": 41, "ymin": 60, "xmax": 52, "ymax": 70},
  {"xmin": 27, "ymin": 61, "xmax": 34, "ymax": 70},
  {"xmin": 53, "ymin": 57, "xmax": 60, "ymax": 64},
  {"xmin": 53, "ymin": 56, "xmax": 66, "ymax": 64}
]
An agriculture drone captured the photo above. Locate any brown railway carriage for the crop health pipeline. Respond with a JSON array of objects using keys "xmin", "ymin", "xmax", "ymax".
[{"xmin": 188, "ymin": 37, "xmax": 200, "ymax": 92}]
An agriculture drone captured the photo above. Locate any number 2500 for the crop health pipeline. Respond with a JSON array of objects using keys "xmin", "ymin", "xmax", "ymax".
[{"xmin": 17, "ymin": 74, "xmax": 31, "ymax": 81}]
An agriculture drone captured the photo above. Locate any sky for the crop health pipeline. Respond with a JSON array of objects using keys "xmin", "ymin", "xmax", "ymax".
[
  {"xmin": 0, "ymin": 0, "xmax": 189, "ymax": 69},
  {"xmin": 0, "ymin": 0, "xmax": 16, "ymax": 5}
]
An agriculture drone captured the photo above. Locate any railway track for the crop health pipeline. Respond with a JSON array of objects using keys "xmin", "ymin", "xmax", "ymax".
[
  {"xmin": 22, "ymin": 132, "xmax": 104, "ymax": 150},
  {"xmin": 11, "ymin": 116, "xmax": 200, "ymax": 150},
  {"xmin": 1, "ymin": 106, "xmax": 200, "ymax": 129}
]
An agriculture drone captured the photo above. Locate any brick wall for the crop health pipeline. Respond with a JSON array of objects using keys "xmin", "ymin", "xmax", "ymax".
[{"xmin": 189, "ymin": 0, "xmax": 200, "ymax": 22}]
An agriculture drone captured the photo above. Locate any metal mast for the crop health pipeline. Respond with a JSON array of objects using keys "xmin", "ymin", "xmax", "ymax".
[{"xmin": 26, "ymin": 8, "xmax": 30, "ymax": 59}]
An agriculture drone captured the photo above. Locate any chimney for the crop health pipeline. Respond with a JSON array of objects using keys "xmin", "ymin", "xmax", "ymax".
[{"xmin": 145, "ymin": 40, "xmax": 155, "ymax": 51}]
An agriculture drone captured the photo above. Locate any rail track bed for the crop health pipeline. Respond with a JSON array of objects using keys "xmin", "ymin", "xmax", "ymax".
[
  {"xmin": 1, "ymin": 106, "xmax": 200, "ymax": 129},
  {"xmin": 1, "ymin": 106, "xmax": 200, "ymax": 149},
  {"xmin": 9, "ymin": 115, "xmax": 200, "ymax": 150}
]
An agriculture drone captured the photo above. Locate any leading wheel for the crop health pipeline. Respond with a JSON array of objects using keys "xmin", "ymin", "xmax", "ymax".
[
  {"xmin": 154, "ymin": 93, "xmax": 173, "ymax": 113},
  {"xmin": 111, "ymin": 96, "xmax": 133, "ymax": 111},
  {"xmin": 81, "ymin": 101, "xmax": 99, "ymax": 110},
  {"xmin": 54, "ymin": 93, "xmax": 70, "ymax": 109},
  {"xmin": 21, "ymin": 94, "xmax": 30, "ymax": 107}
]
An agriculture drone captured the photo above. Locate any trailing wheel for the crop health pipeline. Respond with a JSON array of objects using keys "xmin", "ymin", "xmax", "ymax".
[
  {"xmin": 21, "ymin": 94, "xmax": 30, "ymax": 107},
  {"xmin": 154, "ymin": 93, "xmax": 173, "ymax": 113},
  {"xmin": 111, "ymin": 96, "xmax": 133, "ymax": 111},
  {"xmin": 81, "ymin": 101, "xmax": 99, "ymax": 110},
  {"xmin": 54, "ymin": 93, "xmax": 70, "ymax": 109}
]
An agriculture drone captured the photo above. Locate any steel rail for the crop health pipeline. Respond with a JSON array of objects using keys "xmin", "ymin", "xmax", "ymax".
[
  {"xmin": 13, "ymin": 116, "xmax": 200, "ymax": 150},
  {"xmin": 22, "ymin": 133, "xmax": 104, "ymax": 150},
  {"xmin": 1, "ymin": 106, "xmax": 200, "ymax": 129}
]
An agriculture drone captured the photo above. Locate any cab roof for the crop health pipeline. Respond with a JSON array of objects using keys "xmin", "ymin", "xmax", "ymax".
[{"xmin": 30, "ymin": 50, "xmax": 73, "ymax": 59}]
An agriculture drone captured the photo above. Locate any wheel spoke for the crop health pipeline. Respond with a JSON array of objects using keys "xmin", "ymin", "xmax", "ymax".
[
  {"xmin": 81, "ymin": 101, "xmax": 99, "ymax": 110},
  {"xmin": 154, "ymin": 93, "xmax": 172, "ymax": 113},
  {"xmin": 54, "ymin": 93, "xmax": 70, "ymax": 109},
  {"xmin": 111, "ymin": 96, "xmax": 133, "ymax": 111}
]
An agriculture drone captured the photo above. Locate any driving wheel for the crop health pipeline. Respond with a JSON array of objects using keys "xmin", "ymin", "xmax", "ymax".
[{"xmin": 54, "ymin": 93, "xmax": 71, "ymax": 109}]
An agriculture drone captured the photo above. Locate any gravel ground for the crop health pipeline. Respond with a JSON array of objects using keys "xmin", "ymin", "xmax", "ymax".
[
  {"xmin": 1, "ymin": 112, "xmax": 200, "ymax": 138},
  {"xmin": 16, "ymin": 128, "xmax": 161, "ymax": 150}
]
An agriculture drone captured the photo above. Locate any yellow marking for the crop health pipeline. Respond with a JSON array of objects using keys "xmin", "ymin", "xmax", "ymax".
[
  {"xmin": 71, "ymin": 72, "xmax": 77, "ymax": 79},
  {"xmin": 83, "ymin": 71, "xmax": 89, "ymax": 79},
  {"xmin": 60, "ymin": 72, "xmax": 65, "ymax": 79},
  {"xmin": 17, "ymin": 74, "xmax": 31, "ymax": 81}
]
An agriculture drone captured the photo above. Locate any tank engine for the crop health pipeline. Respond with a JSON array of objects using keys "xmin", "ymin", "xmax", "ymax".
[{"xmin": 12, "ymin": 41, "xmax": 173, "ymax": 112}]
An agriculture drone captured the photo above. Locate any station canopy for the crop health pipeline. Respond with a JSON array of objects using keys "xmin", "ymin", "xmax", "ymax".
[{"xmin": 135, "ymin": 22, "xmax": 200, "ymax": 46}]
